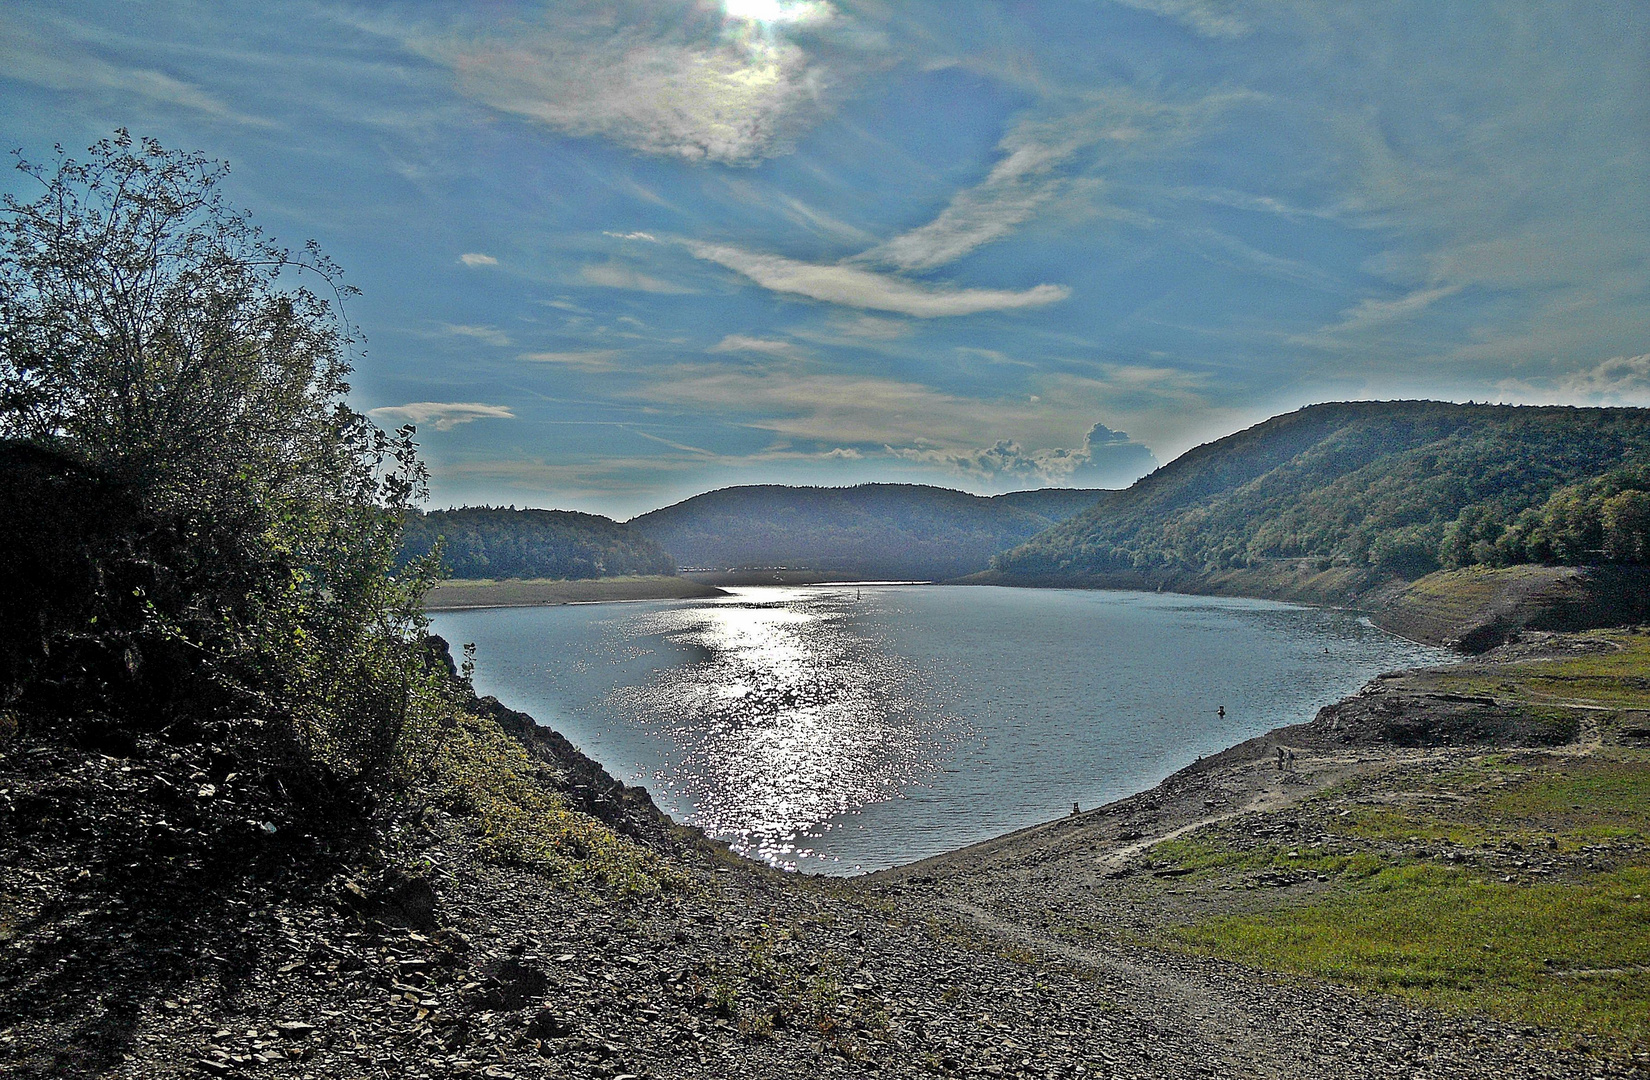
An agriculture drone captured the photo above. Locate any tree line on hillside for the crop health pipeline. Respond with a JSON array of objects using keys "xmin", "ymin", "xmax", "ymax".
[
  {"xmin": 399, "ymin": 507, "xmax": 675, "ymax": 580},
  {"xmin": 994, "ymin": 402, "xmax": 1650, "ymax": 580}
]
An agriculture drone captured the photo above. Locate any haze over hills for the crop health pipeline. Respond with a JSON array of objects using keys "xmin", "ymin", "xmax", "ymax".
[
  {"xmin": 991, "ymin": 401, "xmax": 1650, "ymax": 590},
  {"xmin": 627, "ymin": 483, "xmax": 1113, "ymax": 581}
]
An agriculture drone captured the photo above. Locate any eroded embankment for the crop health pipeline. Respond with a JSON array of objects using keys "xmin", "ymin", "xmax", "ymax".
[{"xmin": 964, "ymin": 563, "xmax": 1650, "ymax": 650}]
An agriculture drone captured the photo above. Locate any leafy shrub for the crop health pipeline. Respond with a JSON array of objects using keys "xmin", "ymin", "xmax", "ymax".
[{"xmin": 0, "ymin": 132, "xmax": 435, "ymax": 784}]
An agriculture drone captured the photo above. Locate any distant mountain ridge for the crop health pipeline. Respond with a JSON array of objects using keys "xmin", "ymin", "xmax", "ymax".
[
  {"xmin": 399, "ymin": 507, "xmax": 675, "ymax": 580},
  {"xmin": 991, "ymin": 401, "xmax": 1650, "ymax": 587},
  {"xmin": 628, "ymin": 483, "xmax": 1112, "ymax": 581}
]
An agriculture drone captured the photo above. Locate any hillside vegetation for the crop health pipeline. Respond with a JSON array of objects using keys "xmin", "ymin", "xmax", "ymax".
[
  {"xmin": 994, "ymin": 402, "xmax": 1650, "ymax": 584},
  {"xmin": 399, "ymin": 506, "xmax": 675, "ymax": 580},
  {"xmin": 629, "ymin": 483, "xmax": 1109, "ymax": 580}
]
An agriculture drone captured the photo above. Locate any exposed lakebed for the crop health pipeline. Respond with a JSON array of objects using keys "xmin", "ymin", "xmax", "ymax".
[{"xmin": 430, "ymin": 585, "xmax": 1454, "ymax": 873}]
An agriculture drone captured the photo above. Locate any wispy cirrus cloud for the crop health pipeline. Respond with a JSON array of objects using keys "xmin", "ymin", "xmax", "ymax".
[
  {"xmin": 1293, "ymin": 284, "xmax": 1463, "ymax": 347},
  {"xmin": 0, "ymin": 12, "xmax": 273, "ymax": 126},
  {"xmin": 683, "ymin": 240, "xmax": 1069, "ymax": 317},
  {"xmin": 709, "ymin": 334, "xmax": 810, "ymax": 359},
  {"xmin": 459, "ymin": 252, "xmax": 498, "ymax": 267},
  {"xmin": 368, "ymin": 402, "xmax": 516, "ymax": 431},
  {"xmin": 858, "ymin": 90, "xmax": 1250, "ymax": 273},
  {"xmin": 439, "ymin": 323, "xmax": 514, "ymax": 347},
  {"xmin": 579, "ymin": 262, "xmax": 694, "ymax": 293},
  {"xmin": 519, "ymin": 350, "xmax": 622, "ymax": 371}
]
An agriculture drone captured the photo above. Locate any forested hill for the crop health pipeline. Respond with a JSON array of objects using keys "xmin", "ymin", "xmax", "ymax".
[
  {"xmin": 399, "ymin": 507, "xmax": 676, "ymax": 580},
  {"xmin": 628, "ymin": 483, "xmax": 1110, "ymax": 580},
  {"xmin": 992, "ymin": 401, "xmax": 1650, "ymax": 583}
]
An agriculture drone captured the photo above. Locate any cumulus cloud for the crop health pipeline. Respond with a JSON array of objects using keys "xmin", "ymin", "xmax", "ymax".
[
  {"xmin": 889, "ymin": 423, "xmax": 1157, "ymax": 487},
  {"xmin": 459, "ymin": 252, "xmax": 499, "ymax": 267},
  {"xmin": 367, "ymin": 402, "xmax": 516, "ymax": 431},
  {"xmin": 683, "ymin": 240, "xmax": 1069, "ymax": 317},
  {"xmin": 1497, "ymin": 354, "xmax": 1650, "ymax": 407},
  {"xmin": 1559, "ymin": 354, "xmax": 1650, "ymax": 400},
  {"xmin": 424, "ymin": 2, "xmax": 845, "ymax": 166},
  {"xmin": 1109, "ymin": 0, "xmax": 1251, "ymax": 39}
]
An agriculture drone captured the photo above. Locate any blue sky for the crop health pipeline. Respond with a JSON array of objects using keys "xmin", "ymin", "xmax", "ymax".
[{"xmin": 3, "ymin": 1, "xmax": 1647, "ymax": 517}]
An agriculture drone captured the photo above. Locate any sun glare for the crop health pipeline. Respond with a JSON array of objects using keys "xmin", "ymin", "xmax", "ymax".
[{"xmin": 721, "ymin": 0, "xmax": 831, "ymax": 28}]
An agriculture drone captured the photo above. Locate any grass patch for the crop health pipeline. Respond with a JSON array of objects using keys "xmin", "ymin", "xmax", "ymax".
[
  {"xmin": 1166, "ymin": 863, "xmax": 1650, "ymax": 1046},
  {"xmin": 399, "ymin": 708, "xmax": 671, "ymax": 895},
  {"xmin": 1152, "ymin": 835, "xmax": 1386, "ymax": 880},
  {"xmin": 1424, "ymin": 630, "xmax": 1650, "ymax": 710}
]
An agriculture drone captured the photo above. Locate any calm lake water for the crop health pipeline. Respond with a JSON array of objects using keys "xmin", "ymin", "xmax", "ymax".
[{"xmin": 430, "ymin": 585, "xmax": 1453, "ymax": 874}]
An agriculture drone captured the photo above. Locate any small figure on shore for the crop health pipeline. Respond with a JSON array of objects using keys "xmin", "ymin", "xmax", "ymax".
[
  {"xmin": 1072, "ymin": 801, "xmax": 1081, "ymax": 816},
  {"xmin": 1285, "ymin": 748, "xmax": 1296, "ymax": 772},
  {"xmin": 1217, "ymin": 705, "xmax": 1226, "ymax": 719},
  {"xmin": 1276, "ymin": 745, "xmax": 1286, "ymax": 771}
]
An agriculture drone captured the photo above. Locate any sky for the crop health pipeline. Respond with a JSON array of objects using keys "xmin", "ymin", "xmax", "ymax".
[{"xmin": 2, "ymin": 1, "xmax": 1647, "ymax": 518}]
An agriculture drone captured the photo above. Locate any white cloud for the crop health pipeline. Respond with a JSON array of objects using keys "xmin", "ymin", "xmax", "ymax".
[
  {"xmin": 1496, "ymin": 354, "xmax": 1650, "ymax": 407},
  {"xmin": 421, "ymin": 3, "xmax": 849, "ymax": 166},
  {"xmin": 1294, "ymin": 284, "xmax": 1463, "ymax": 346},
  {"xmin": 858, "ymin": 92, "xmax": 1243, "ymax": 273},
  {"xmin": 580, "ymin": 262, "xmax": 694, "ymax": 293},
  {"xmin": 1555, "ymin": 354, "xmax": 1650, "ymax": 402},
  {"xmin": 459, "ymin": 252, "xmax": 499, "ymax": 267},
  {"xmin": 709, "ymin": 334, "xmax": 808, "ymax": 359},
  {"xmin": 0, "ymin": 14, "xmax": 274, "ymax": 127},
  {"xmin": 888, "ymin": 423, "xmax": 1157, "ymax": 487},
  {"xmin": 1109, "ymin": 0, "xmax": 1251, "ymax": 39},
  {"xmin": 683, "ymin": 240, "xmax": 1069, "ymax": 317},
  {"xmin": 518, "ymin": 350, "xmax": 622, "ymax": 371},
  {"xmin": 439, "ymin": 323, "xmax": 514, "ymax": 347},
  {"xmin": 368, "ymin": 402, "xmax": 516, "ymax": 431},
  {"xmin": 825, "ymin": 314, "xmax": 911, "ymax": 340},
  {"xmin": 858, "ymin": 136, "xmax": 1070, "ymax": 273}
]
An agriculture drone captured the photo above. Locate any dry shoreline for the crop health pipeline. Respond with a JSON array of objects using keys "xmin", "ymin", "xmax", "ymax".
[{"xmin": 422, "ymin": 574, "xmax": 727, "ymax": 610}]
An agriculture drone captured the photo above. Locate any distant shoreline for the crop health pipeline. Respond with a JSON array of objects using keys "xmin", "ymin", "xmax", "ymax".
[{"xmin": 422, "ymin": 575, "xmax": 727, "ymax": 611}]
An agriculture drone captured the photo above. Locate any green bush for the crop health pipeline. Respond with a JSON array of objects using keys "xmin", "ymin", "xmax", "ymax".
[{"xmin": 0, "ymin": 132, "xmax": 436, "ymax": 785}]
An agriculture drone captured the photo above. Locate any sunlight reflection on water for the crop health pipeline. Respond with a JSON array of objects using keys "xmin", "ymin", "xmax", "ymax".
[{"xmin": 607, "ymin": 588, "xmax": 962, "ymax": 867}]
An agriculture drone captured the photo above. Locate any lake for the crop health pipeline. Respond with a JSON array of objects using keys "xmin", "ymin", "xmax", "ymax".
[{"xmin": 429, "ymin": 585, "xmax": 1454, "ymax": 874}]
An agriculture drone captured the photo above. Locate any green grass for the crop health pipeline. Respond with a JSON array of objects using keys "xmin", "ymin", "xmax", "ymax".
[
  {"xmin": 1167, "ymin": 863, "xmax": 1650, "ymax": 1046},
  {"xmin": 1152, "ymin": 835, "xmax": 1388, "ymax": 881},
  {"xmin": 1426, "ymin": 630, "xmax": 1650, "ymax": 710},
  {"xmin": 397, "ymin": 707, "xmax": 673, "ymax": 895},
  {"xmin": 1155, "ymin": 733, "xmax": 1650, "ymax": 1048}
]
